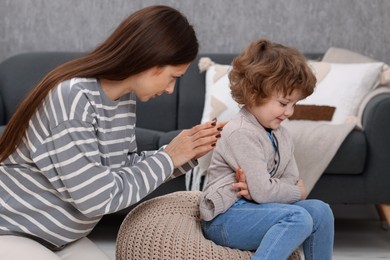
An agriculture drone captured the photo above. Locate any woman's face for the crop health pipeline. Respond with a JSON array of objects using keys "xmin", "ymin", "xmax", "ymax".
[{"xmin": 133, "ymin": 63, "xmax": 190, "ymax": 102}]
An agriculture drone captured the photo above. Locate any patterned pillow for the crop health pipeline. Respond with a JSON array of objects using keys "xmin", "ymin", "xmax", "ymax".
[{"xmin": 198, "ymin": 58, "xmax": 240, "ymax": 123}]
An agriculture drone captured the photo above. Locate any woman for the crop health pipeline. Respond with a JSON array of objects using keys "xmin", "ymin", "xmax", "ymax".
[{"xmin": 0, "ymin": 5, "xmax": 225, "ymax": 259}]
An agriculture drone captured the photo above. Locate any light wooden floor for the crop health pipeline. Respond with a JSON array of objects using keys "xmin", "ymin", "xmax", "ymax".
[{"xmin": 89, "ymin": 204, "xmax": 390, "ymax": 260}]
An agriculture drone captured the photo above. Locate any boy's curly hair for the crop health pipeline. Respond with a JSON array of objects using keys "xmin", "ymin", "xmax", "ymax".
[{"xmin": 229, "ymin": 39, "xmax": 316, "ymax": 106}]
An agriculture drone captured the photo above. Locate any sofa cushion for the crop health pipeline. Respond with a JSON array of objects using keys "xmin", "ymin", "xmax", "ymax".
[{"xmin": 324, "ymin": 129, "xmax": 366, "ymax": 174}]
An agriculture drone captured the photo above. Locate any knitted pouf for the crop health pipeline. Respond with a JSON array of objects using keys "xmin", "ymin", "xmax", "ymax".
[{"xmin": 116, "ymin": 191, "xmax": 301, "ymax": 260}]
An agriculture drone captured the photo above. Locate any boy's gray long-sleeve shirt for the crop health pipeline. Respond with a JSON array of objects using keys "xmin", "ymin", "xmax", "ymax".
[
  {"xmin": 199, "ymin": 108, "xmax": 301, "ymax": 221},
  {"xmin": 0, "ymin": 78, "xmax": 195, "ymax": 248}
]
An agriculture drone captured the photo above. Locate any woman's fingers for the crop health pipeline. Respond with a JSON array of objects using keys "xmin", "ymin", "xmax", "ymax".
[
  {"xmin": 187, "ymin": 118, "xmax": 217, "ymax": 135},
  {"xmin": 217, "ymin": 121, "xmax": 228, "ymax": 128},
  {"xmin": 164, "ymin": 119, "xmax": 225, "ymax": 167},
  {"xmin": 187, "ymin": 118, "xmax": 227, "ymax": 137},
  {"xmin": 193, "ymin": 144, "xmax": 215, "ymax": 159},
  {"xmin": 185, "ymin": 120, "xmax": 224, "ymax": 149}
]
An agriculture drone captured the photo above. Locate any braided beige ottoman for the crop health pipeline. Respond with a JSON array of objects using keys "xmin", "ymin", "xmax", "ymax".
[{"xmin": 116, "ymin": 191, "xmax": 301, "ymax": 260}]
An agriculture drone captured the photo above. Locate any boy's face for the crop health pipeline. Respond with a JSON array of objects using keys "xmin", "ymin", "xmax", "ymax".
[{"xmin": 248, "ymin": 90, "xmax": 302, "ymax": 130}]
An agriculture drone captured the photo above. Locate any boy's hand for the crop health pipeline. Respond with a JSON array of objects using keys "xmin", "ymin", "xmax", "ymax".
[
  {"xmin": 296, "ymin": 179, "xmax": 308, "ymax": 200},
  {"xmin": 232, "ymin": 168, "xmax": 252, "ymax": 200}
]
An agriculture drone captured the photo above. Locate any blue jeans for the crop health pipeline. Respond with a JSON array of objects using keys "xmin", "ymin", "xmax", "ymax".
[{"xmin": 201, "ymin": 199, "xmax": 334, "ymax": 260}]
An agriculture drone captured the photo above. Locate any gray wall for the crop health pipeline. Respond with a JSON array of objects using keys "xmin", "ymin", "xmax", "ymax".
[{"xmin": 1, "ymin": 0, "xmax": 389, "ymax": 64}]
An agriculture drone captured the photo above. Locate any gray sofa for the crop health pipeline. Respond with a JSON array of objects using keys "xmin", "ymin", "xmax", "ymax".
[{"xmin": 1, "ymin": 52, "xmax": 390, "ymax": 213}]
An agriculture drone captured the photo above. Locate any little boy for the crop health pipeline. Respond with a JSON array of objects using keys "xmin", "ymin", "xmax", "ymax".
[{"xmin": 199, "ymin": 39, "xmax": 334, "ymax": 260}]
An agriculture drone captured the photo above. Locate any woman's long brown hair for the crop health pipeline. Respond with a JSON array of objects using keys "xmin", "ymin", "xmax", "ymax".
[{"xmin": 0, "ymin": 5, "xmax": 199, "ymax": 162}]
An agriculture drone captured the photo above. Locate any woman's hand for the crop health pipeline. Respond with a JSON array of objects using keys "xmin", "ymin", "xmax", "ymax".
[
  {"xmin": 164, "ymin": 119, "xmax": 227, "ymax": 168},
  {"xmin": 232, "ymin": 168, "xmax": 252, "ymax": 200},
  {"xmin": 296, "ymin": 179, "xmax": 308, "ymax": 200}
]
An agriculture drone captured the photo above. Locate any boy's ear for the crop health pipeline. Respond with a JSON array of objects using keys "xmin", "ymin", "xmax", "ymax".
[
  {"xmin": 247, "ymin": 97, "xmax": 257, "ymax": 107},
  {"xmin": 250, "ymin": 94, "xmax": 268, "ymax": 107},
  {"xmin": 245, "ymin": 92, "xmax": 258, "ymax": 106}
]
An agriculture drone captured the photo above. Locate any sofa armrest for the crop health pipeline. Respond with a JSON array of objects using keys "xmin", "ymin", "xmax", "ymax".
[
  {"xmin": 362, "ymin": 92, "xmax": 390, "ymax": 144},
  {"xmin": 361, "ymin": 92, "xmax": 390, "ymax": 199},
  {"xmin": 158, "ymin": 130, "xmax": 182, "ymax": 147},
  {"xmin": 135, "ymin": 127, "xmax": 165, "ymax": 153}
]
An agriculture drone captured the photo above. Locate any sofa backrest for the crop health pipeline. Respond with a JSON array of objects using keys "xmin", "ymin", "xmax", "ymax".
[
  {"xmin": 0, "ymin": 52, "xmax": 179, "ymax": 132},
  {"xmin": 0, "ymin": 52, "xmax": 82, "ymax": 125},
  {"xmin": 135, "ymin": 81, "xmax": 178, "ymax": 132},
  {"xmin": 0, "ymin": 52, "xmax": 322, "ymax": 133}
]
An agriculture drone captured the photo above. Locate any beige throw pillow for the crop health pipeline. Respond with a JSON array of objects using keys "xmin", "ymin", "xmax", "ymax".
[
  {"xmin": 322, "ymin": 47, "xmax": 390, "ymax": 86},
  {"xmin": 299, "ymin": 61, "xmax": 383, "ymax": 124}
]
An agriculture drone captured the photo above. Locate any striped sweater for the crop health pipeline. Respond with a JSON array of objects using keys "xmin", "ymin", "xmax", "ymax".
[{"xmin": 0, "ymin": 78, "xmax": 195, "ymax": 249}]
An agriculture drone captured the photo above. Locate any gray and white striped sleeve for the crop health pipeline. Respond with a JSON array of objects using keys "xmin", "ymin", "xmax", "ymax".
[{"xmin": 32, "ymin": 119, "xmax": 175, "ymax": 217}]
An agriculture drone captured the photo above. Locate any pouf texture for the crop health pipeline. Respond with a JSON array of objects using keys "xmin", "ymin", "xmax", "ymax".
[{"xmin": 116, "ymin": 191, "xmax": 301, "ymax": 260}]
